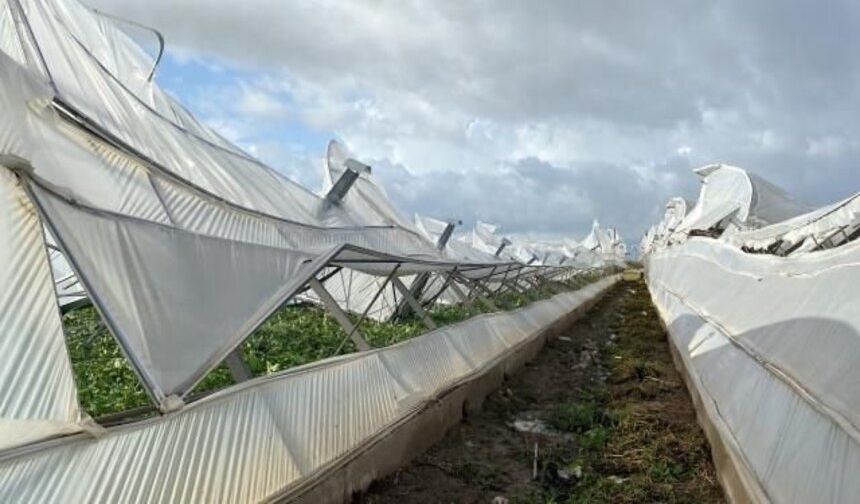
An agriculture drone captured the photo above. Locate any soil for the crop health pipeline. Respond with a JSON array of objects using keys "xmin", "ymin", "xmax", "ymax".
[{"xmin": 355, "ymin": 279, "xmax": 725, "ymax": 504}]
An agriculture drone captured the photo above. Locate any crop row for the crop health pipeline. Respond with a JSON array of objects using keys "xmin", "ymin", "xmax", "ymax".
[{"xmin": 63, "ymin": 271, "xmax": 611, "ymax": 418}]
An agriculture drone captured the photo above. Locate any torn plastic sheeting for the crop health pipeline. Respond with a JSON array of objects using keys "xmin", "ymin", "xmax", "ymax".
[
  {"xmin": 0, "ymin": 0, "xmax": 593, "ymax": 461},
  {"xmin": 20, "ymin": 0, "xmax": 352, "ymax": 227},
  {"xmin": 675, "ymin": 164, "xmax": 810, "ymax": 235},
  {"xmin": 723, "ymin": 192, "xmax": 860, "ymax": 254},
  {"xmin": 0, "ymin": 42, "xmax": 518, "ymax": 283},
  {"xmin": 152, "ymin": 175, "xmax": 434, "ymax": 257},
  {"xmin": 7, "ymin": 1, "xmax": 450, "ymax": 260},
  {"xmin": 324, "ymin": 140, "xmax": 418, "ymax": 232},
  {"xmin": 0, "ymin": 276, "xmax": 618, "ymax": 503}
]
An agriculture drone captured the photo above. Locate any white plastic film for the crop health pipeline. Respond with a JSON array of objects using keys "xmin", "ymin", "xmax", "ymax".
[
  {"xmin": 643, "ymin": 163, "xmax": 860, "ymax": 502},
  {"xmin": 0, "ymin": 277, "xmax": 617, "ymax": 503},
  {"xmin": 0, "ymin": 168, "xmax": 82, "ymax": 451},
  {"xmin": 29, "ymin": 181, "xmax": 321, "ymax": 402}
]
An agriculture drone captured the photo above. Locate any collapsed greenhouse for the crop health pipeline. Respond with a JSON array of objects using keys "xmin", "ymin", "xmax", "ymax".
[
  {"xmin": 642, "ymin": 164, "xmax": 860, "ymax": 502},
  {"xmin": 0, "ymin": 0, "xmax": 629, "ymax": 501}
]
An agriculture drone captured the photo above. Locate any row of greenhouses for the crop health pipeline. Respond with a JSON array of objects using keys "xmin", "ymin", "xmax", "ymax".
[
  {"xmin": 0, "ymin": 0, "xmax": 625, "ymax": 501},
  {"xmin": 641, "ymin": 164, "xmax": 860, "ymax": 503}
]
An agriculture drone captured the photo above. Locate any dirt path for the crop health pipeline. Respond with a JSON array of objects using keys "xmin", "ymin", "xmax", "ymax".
[{"xmin": 356, "ymin": 279, "xmax": 724, "ymax": 503}]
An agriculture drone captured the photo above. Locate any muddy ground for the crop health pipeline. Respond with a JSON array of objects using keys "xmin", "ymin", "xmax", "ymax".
[{"xmin": 356, "ymin": 279, "xmax": 724, "ymax": 503}]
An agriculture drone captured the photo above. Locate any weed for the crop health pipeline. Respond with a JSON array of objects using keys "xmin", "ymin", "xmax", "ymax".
[
  {"xmin": 563, "ymin": 279, "xmax": 723, "ymax": 503},
  {"xmin": 546, "ymin": 401, "xmax": 616, "ymax": 434}
]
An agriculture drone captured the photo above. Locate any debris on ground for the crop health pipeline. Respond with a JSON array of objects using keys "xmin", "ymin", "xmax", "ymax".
[{"xmin": 508, "ymin": 418, "xmax": 553, "ymax": 436}]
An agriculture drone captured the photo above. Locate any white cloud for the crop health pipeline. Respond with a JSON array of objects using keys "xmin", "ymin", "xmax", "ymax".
[
  {"xmin": 676, "ymin": 145, "xmax": 692, "ymax": 157},
  {"xmin": 89, "ymin": 0, "xmax": 860, "ymax": 245},
  {"xmin": 235, "ymin": 85, "xmax": 290, "ymax": 120}
]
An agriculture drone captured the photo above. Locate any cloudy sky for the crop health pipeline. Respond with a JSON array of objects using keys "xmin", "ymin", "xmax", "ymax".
[{"xmin": 91, "ymin": 0, "xmax": 859, "ymax": 248}]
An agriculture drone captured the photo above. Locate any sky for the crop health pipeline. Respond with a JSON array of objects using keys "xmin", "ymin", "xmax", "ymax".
[{"xmin": 91, "ymin": 0, "xmax": 859, "ymax": 249}]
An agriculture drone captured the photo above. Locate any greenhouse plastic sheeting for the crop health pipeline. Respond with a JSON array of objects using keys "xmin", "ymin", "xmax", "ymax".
[
  {"xmin": 0, "ymin": 32, "xmax": 509, "ymax": 406},
  {"xmin": 0, "ymin": 170, "xmax": 83, "ymax": 451},
  {"xmin": 29, "ymin": 181, "xmax": 325, "ymax": 404},
  {"xmin": 580, "ymin": 220, "xmax": 626, "ymax": 265},
  {"xmin": 0, "ymin": 0, "xmax": 592, "ymax": 459},
  {"xmin": 0, "ymin": 276, "xmax": 618, "ymax": 503},
  {"xmin": 301, "ymin": 153, "xmax": 505, "ymax": 321},
  {"xmin": 722, "ymin": 192, "xmax": 860, "ymax": 255},
  {"xmin": 642, "ymin": 162, "xmax": 860, "ymax": 502},
  {"xmin": 675, "ymin": 164, "xmax": 809, "ymax": 235},
  {"xmin": 323, "ymin": 141, "xmax": 418, "ymax": 232},
  {"xmin": 646, "ymin": 231, "xmax": 860, "ymax": 503}
]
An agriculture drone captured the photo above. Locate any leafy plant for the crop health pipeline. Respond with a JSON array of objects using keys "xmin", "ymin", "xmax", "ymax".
[{"xmin": 63, "ymin": 270, "xmax": 610, "ymax": 418}]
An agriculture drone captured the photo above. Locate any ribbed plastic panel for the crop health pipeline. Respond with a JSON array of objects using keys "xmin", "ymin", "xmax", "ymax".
[
  {"xmin": 0, "ymin": 170, "xmax": 82, "ymax": 452},
  {"xmin": 0, "ymin": 277, "xmax": 617, "ymax": 503},
  {"xmin": 647, "ymin": 240, "xmax": 860, "ymax": 503}
]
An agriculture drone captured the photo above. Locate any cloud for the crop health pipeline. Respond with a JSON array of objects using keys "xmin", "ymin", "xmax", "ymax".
[
  {"xmin": 365, "ymin": 155, "xmax": 696, "ymax": 246},
  {"xmin": 806, "ymin": 134, "xmax": 856, "ymax": 158},
  {"xmin": 235, "ymin": 85, "xmax": 290, "ymax": 120},
  {"xmin": 90, "ymin": 0, "xmax": 860, "ymax": 248}
]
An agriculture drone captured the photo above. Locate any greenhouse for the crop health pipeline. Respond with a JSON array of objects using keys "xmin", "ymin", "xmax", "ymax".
[
  {"xmin": 12, "ymin": 0, "xmax": 859, "ymax": 502},
  {"xmin": 642, "ymin": 164, "xmax": 860, "ymax": 502},
  {"xmin": 0, "ymin": 0, "xmax": 626, "ymax": 501}
]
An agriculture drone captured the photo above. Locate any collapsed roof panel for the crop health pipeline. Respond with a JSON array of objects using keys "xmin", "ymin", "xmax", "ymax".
[
  {"xmin": 0, "ymin": 0, "xmax": 598, "ymax": 455},
  {"xmin": 676, "ymin": 164, "xmax": 810, "ymax": 235},
  {"xmin": 642, "ymin": 163, "xmax": 860, "ymax": 501},
  {"xmin": 29, "ymin": 180, "xmax": 325, "ymax": 405}
]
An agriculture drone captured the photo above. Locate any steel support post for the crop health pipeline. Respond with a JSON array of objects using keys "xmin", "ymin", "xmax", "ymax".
[
  {"xmin": 475, "ymin": 266, "xmax": 498, "ymax": 295},
  {"xmin": 418, "ymin": 268, "xmax": 458, "ymax": 309},
  {"xmin": 505, "ymin": 279, "xmax": 526, "ymax": 294},
  {"xmin": 447, "ymin": 278, "xmax": 474, "ymax": 310},
  {"xmin": 308, "ymin": 277, "xmax": 371, "ymax": 351},
  {"xmin": 458, "ymin": 274, "xmax": 499, "ymax": 312},
  {"xmin": 393, "ymin": 271, "xmax": 431, "ymax": 319},
  {"xmin": 493, "ymin": 265, "xmax": 513, "ymax": 294},
  {"xmin": 392, "ymin": 276, "xmax": 438, "ymax": 330}
]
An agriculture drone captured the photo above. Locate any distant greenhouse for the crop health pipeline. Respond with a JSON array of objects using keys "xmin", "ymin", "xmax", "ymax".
[{"xmin": 0, "ymin": 0, "xmax": 624, "ymax": 501}]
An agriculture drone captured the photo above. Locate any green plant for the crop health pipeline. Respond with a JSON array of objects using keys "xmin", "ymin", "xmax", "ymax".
[
  {"xmin": 63, "ymin": 270, "xmax": 610, "ymax": 418},
  {"xmin": 547, "ymin": 400, "xmax": 616, "ymax": 434}
]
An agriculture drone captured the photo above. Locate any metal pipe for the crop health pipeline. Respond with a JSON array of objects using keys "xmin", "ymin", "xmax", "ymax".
[
  {"xmin": 392, "ymin": 277, "xmax": 437, "ymax": 330},
  {"xmin": 308, "ymin": 278, "xmax": 371, "ymax": 351}
]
